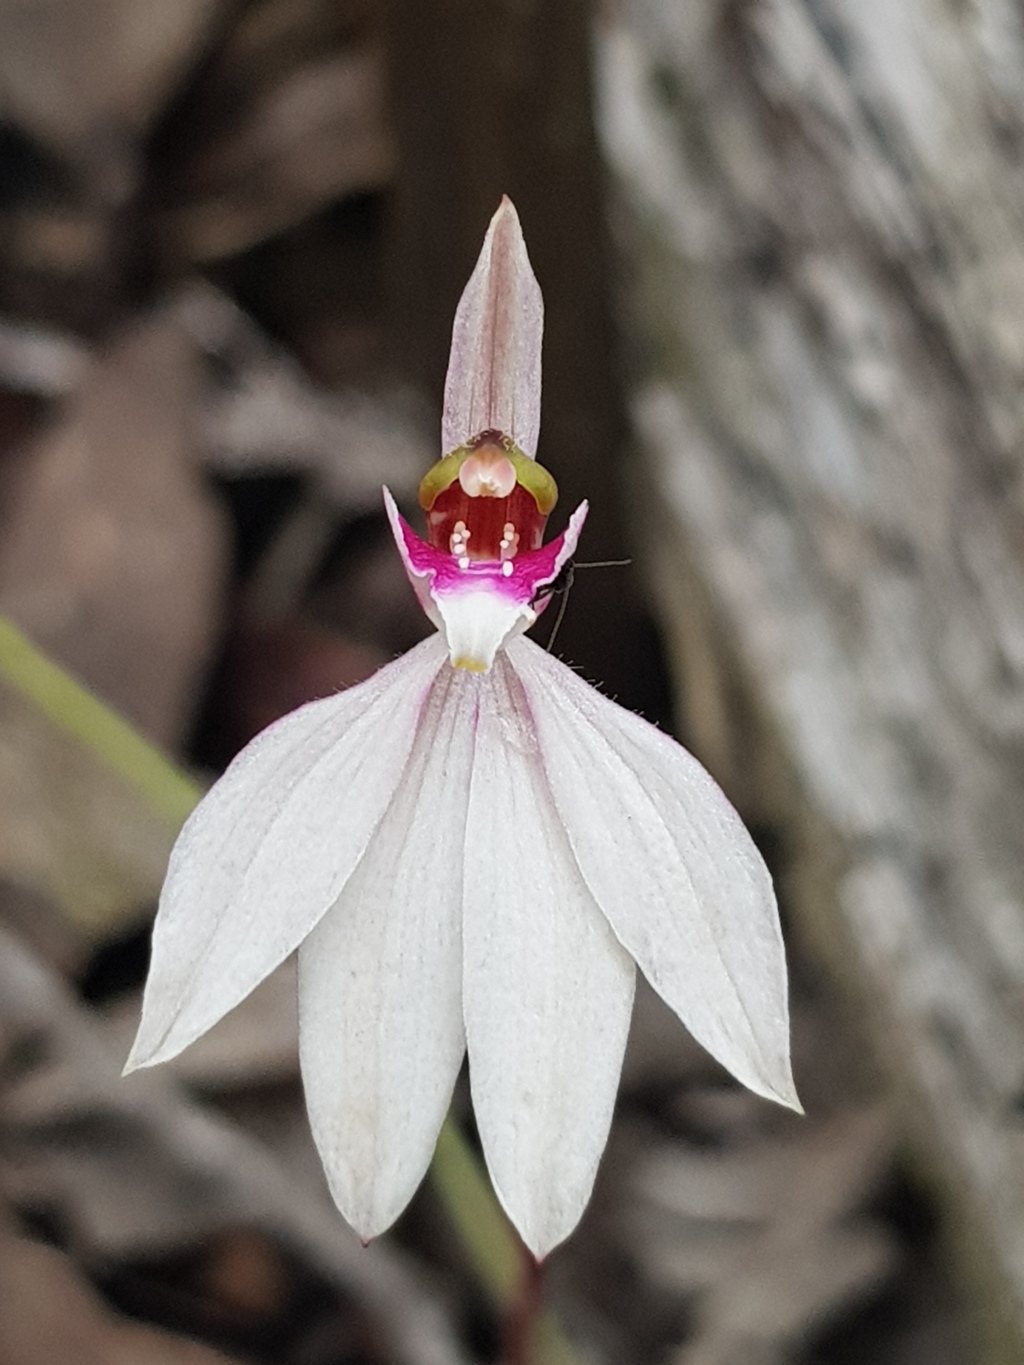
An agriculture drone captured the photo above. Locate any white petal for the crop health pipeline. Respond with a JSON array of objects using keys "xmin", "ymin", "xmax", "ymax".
[
  {"xmin": 507, "ymin": 636, "xmax": 799, "ymax": 1110},
  {"xmin": 126, "ymin": 634, "xmax": 448, "ymax": 1070},
  {"xmin": 298, "ymin": 665, "xmax": 476, "ymax": 1240},
  {"xmin": 442, "ymin": 197, "xmax": 543, "ymax": 458},
  {"xmin": 463, "ymin": 657, "xmax": 635, "ymax": 1257}
]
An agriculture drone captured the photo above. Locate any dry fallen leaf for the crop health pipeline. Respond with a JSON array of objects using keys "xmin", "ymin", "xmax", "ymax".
[
  {"xmin": 0, "ymin": 0, "xmax": 221, "ymax": 166},
  {"xmin": 0, "ymin": 1219, "xmax": 240, "ymax": 1365},
  {"xmin": 178, "ymin": 281, "xmax": 428, "ymax": 507},
  {"xmin": 623, "ymin": 1106, "xmax": 896, "ymax": 1364},
  {"xmin": 161, "ymin": 45, "xmax": 396, "ymax": 263},
  {"xmin": 0, "ymin": 310, "xmax": 228, "ymax": 748}
]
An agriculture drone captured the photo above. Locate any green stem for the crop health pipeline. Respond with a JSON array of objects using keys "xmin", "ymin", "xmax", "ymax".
[
  {"xmin": 430, "ymin": 1121, "xmax": 582, "ymax": 1365},
  {"xmin": 431, "ymin": 1119, "xmax": 523, "ymax": 1303},
  {"xmin": 0, "ymin": 617, "xmax": 201, "ymax": 827}
]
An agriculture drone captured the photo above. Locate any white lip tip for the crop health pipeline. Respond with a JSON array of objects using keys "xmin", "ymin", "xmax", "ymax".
[{"xmin": 451, "ymin": 655, "xmax": 490, "ymax": 673}]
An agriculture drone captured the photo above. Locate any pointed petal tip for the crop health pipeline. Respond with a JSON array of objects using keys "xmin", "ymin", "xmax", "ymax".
[
  {"xmin": 506, "ymin": 1206, "xmax": 578, "ymax": 1260},
  {"xmin": 381, "ymin": 484, "xmax": 400, "ymax": 537},
  {"xmin": 121, "ymin": 1028, "xmax": 180, "ymax": 1076},
  {"xmin": 778, "ymin": 1079, "xmax": 804, "ymax": 1115},
  {"xmin": 776, "ymin": 1055, "xmax": 803, "ymax": 1112},
  {"xmin": 122, "ymin": 1028, "xmax": 191, "ymax": 1077},
  {"xmin": 320, "ymin": 1182, "xmax": 410, "ymax": 1249},
  {"xmin": 493, "ymin": 193, "xmax": 520, "ymax": 224},
  {"xmin": 121, "ymin": 1025, "xmax": 159, "ymax": 1076},
  {"xmin": 381, "ymin": 485, "xmax": 415, "ymax": 563},
  {"xmin": 744, "ymin": 1016, "xmax": 801, "ymax": 1113},
  {"xmin": 488, "ymin": 1176, "xmax": 573, "ymax": 1261},
  {"xmin": 745, "ymin": 1061, "xmax": 803, "ymax": 1114},
  {"xmin": 567, "ymin": 498, "xmax": 589, "ymax": 538},
  {"xmin": 520, "ymin": 1227, "xmax": 560, "ymax": 1261},
  {"xmin": 488, "ymin": 195, "xmax": 525, "ymax": 251},
  {"xmin": 702, "ymin": 1030, "xmax": 802, "ymax": 1117}
]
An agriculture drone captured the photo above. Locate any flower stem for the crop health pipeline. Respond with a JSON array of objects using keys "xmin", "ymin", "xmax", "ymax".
[
  {"xmin": 430, "ymin": 1121, "xmax": 582, "ymax": 1365},
  {"xmin": 431, "ymin": 1120, "xmax": 522, "ymax": 1302},
  {"xmin": 501, "ymin": 1249, "xmax": 544, "ymax": 1365}
]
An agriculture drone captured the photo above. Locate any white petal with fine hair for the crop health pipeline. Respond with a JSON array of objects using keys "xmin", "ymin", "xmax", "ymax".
[
  {"xmin": 463, "ymin": 657, "xmax": 636, "ymax": 1258},
  {"xmin": 126, "ymin": 634, "xmax": 447, "ymax": 1071},
  {"xmin": 442, "ymin": 197, "xmax": 543, "ymax": 459},
  {"xmin": 507, "ymin": 637, "xmax": 799, "ymax": 1111},
  {"xmin": 298, "ymin": 665, "xmax": 477, "ymax": 1240}
]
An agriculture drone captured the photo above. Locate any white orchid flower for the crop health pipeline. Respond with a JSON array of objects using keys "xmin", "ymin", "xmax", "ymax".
[{"xmin": 126, "ymin": 198, "xmax": 799, "ymax": 1258}]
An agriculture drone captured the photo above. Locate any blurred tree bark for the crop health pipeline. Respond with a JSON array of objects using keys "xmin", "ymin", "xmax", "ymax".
[{"xmin": 596, "ymin": 1, "xmax": 1024, "ymax": 1360}]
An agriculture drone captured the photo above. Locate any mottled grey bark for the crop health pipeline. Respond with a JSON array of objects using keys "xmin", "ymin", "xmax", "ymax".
[{"xmin": 596, "ymin": 1, "xmax": 1024, "ymax": 1358}]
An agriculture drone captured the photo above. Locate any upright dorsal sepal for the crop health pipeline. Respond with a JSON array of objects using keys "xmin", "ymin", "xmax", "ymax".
[{"xmin": 442, "ymin": 197, "xmax": 544, "ymax": 460}]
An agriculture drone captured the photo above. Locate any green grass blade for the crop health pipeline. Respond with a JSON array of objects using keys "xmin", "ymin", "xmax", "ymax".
[{"xmin": 0, "ymin": 617, "xmax": 201, "ymax": 828}]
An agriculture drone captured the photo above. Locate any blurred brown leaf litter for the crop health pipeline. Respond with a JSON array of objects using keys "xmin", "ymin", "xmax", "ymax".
[{"xmin": 0, "ymin": 0, "xmax": 989, "ymax": 1362}]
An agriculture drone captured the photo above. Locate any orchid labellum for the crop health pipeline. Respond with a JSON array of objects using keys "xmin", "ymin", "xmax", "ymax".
[{"xmin": 126, "ymin": 198, "xmax": 799, "ymax": 1258}]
